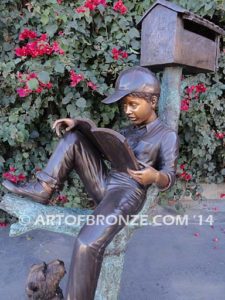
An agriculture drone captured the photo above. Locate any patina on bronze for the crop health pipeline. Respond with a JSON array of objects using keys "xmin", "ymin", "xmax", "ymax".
[{"xmin": 2, "ymin": 66, "xmax": 179, "ymax": 300}]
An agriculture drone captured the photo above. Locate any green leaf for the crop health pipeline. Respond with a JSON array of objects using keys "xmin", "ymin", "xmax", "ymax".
[
  {"xmin": 27, "ymin": 78, "xmax": 39, "ymax": 90},
  {"xmin": 9, "ymin": 114, "xmax": 18, "ymax": 123},
  {"xmin": 76, "ymin": 98, "xmax": 87, "ymax": 108},
  {"xmin": 62, "ymin": 92, "xmax": 73, "ymax": 105},
  {"xmin": 3, "ymin": 43, "xmax": 13, "ymax": 51},
  {"xmin": 46, "ymin": 24, "xmax": 58, "ymax": 37},
  {"xmin": 128, "ymin": 28, "xmax": 140, "ymax": 39},
  {"xmin": 66, "ymin": 104, "xmax": 79, "ymax": 118},
  {"xmin": 38, "ymin": 71, "xmax": 50, "ymax": 84},
  {"xmin": 54, "ymin": 61, "xmax": 65, "ymax": 73},
  {"xmin": 41, "ymin": 15, "xmax": 49, "ymax": 26}
]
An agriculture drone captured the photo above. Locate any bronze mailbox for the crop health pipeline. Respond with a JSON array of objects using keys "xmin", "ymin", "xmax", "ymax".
[{"xmin": 138, "ymin": 0, "xmax": 225, "ymax": 73}]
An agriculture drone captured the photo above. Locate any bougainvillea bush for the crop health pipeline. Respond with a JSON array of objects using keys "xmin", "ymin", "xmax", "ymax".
[{"xmin": 0, "ymin": 0, "xmax": 225, "ymax": 216}]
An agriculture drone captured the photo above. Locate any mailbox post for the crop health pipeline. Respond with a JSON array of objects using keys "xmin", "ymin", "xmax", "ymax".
[{"xmin": 138, "ymin": 0, "xmax": 225, "ymax": 130}]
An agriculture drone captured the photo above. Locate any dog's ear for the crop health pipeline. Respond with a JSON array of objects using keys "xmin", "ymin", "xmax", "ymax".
[{"xmin": 28, "ymin": 282, "xmax": 39, "ymax": 292}]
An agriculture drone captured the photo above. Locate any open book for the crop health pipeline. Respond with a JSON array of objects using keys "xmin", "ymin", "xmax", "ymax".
[{"xmin": 75, "ymin": 118, "xmax": 139, "ymax": 173}]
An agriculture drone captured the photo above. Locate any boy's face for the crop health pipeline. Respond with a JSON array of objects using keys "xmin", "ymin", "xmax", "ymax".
[{"xmin": 122, "ymin": 95, "xmax": 157, "ymax": 125}]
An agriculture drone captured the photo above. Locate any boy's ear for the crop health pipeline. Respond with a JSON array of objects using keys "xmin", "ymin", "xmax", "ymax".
[{"xmin": 150, "ymin": 95, "xmax": 158, "ymax": 109}]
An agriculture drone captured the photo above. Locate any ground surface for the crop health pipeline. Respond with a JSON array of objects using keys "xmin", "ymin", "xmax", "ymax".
[{"xmin": 1, "ymin": 200, "xmax": 225, "ymax": 300}]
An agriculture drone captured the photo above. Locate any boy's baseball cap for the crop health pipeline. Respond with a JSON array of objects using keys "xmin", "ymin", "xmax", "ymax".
[{"xmin": 102, "ymin": 66, "xmax": 160, "ymax": 104}]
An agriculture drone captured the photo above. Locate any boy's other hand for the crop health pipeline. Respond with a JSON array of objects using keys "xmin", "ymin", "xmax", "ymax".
[{"xmin": 127, "ymin": 166, "xmax": 158, "ymax": 186}]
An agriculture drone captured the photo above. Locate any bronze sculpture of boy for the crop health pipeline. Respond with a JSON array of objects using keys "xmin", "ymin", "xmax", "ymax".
[{"xmin": 3, "ymin": 66, "xmax": 179, "ymax": 300}]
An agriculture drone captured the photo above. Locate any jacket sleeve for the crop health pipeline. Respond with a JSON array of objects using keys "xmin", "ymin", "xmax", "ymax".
[{"xmin": 158, "ymin": 130, "xmax": 179, "ymax": 191}]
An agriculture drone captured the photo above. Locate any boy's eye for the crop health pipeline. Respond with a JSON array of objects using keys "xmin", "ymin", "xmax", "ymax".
[{"xmin": 131, "ymin": 104, "xmax": 138, "ymax": 108}]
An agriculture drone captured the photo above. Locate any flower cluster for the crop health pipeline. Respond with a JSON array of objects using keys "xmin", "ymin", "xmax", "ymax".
[
  {"xmin": 70, "ymin": 70, "xmax": 97, "ymax": 90},
  {"xmin": 180, "ymin": 99, "xmax": 189, "ymax": 111},
  {"xmin": 70, "ymin": 70, "xmax": 85, "ymax": 87},
  {"xmin": 17, "ymin": 72, "xmax": 53, "ymax": 98},
  {"xmin": 113, "ymin": 0, "xmax": 127, "ymax": 14},
  {"xmin": 76, "ymin": 0, "xmax": 107, "ymax": 13},
  {"xmin": 186, "ymin": 83, "xmax": 207, "ymax": 95},
  {"xmin": 75, "ymin": 0, "xmax": 127, "ymax": 15},
  {"xmin": 55, "ymin": 194, "xmax": 69, "ymax": 204},
  {"xmin": 215, "ymin": 132, "xmax": 225, "ymax": 140},
  {"xmin": 15, "ymin": 29, "xmax": 64, "ymax": 58},
  {"xmin": 2, "ymin": 167, "xmax": 26, "ymax": 183},
  {"xmin": 112, "ymin": 48, "xmax": 128, "ymax": 60},
  {"xmin": 181, "ymin": 83, "xmax": 207, "ymax": 112},
  {"xmin": 178, "ymin": 164, "xmax": 192, "ymax": 181},
  {"xmin": 19, "ymin": 28, "xmax": 37, "ymax": 41}
]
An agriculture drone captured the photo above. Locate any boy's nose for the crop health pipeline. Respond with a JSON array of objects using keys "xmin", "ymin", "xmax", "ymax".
[{"xmin": 124, "ymin": 106, "xmax": 132, "ymax": 115}]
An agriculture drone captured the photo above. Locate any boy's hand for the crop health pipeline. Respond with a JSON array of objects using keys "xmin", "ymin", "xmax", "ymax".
[
  {"xmin": 52, "ymin": 118, "xmax": 77, "ymax": 137},
  {"xmin": 127, "ymin": 167, "xmax": 158, "ymax": 186}
]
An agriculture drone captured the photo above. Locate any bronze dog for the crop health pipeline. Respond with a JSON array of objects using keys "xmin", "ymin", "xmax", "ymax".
[{"xmin": 26, "ymin": 260, "xmax": 66, "ymax": 300}]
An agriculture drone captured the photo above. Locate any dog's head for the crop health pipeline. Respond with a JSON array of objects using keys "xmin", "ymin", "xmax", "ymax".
[{"xmin": 26, "ymin": 260, "xmax": 66, "ymax": 300}]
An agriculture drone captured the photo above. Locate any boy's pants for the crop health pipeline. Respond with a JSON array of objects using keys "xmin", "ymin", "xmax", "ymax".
[{"xmin": 37, "ymin": 131, "xmax": 146, "ymax": 300}]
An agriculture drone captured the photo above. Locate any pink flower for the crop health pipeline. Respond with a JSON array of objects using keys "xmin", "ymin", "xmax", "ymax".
[
  {"xmin": 27, "ymin": 73, "xmax": 38, "ymax": 80},
  {"xmin": 17, "ymin": 72, "xmax": 53, "ymax": 98},
  {"xmin": 58, "ymin": 31, "xmax": 64, "ymax": 36},
  {"xmin": 3, "ymin": 172, "xmax": 18, "ymax": 183},
  {"xmin": 46, "ymin": 82, "xmax": 53, "ymax": 89},
  {"xmin": 194, "ymin": 232, "xmax": 200, "ymax": 237},
  {"xmin": 70, "ymin": 70, "xmax": 85, "ymax": 87},
  {"xmin": 16, "ymin": 87, "xmax": 31, "ymax": 97},
  {"xmin": 196, "ymin": 83, "xmax": 207, "ymax": 93},
  {"xmin": 15, "ymin": 46, "xmax": 28, "ymax": 57},
  {"xmin": 15, "ymin": 33, "xmax": 64, "ymax": 58},
  {"xmin": 112, "ymin": 48, "xmax": 120, "ymax": 60},
  {"xmin": 0, "ymin": 222, "xmax": 7, "ymax": 228},
  {"xmin": 179, "ymin": 171, "xmax": 192, "ymax": 182},
  {"xmin": 19, "ymin": 28, "xmax": 37, "ymax": 41},
  {"xmin": 87, "ymin": 81, "xmax": 97, "ymax": 90},
  {"xmin": 35, "ymin": 87, "xmax": 43, "ymax": 94},
  {"xmin": 215, "ymin": 132, "xmax": 225, "ymax": 140},
  {"xmin": 180, "ymin": 164, "xmax": 186, "ymax": 170},
  {"xmin": 184, "ymin": 173, "xmax": 192, "ymax": 181},
  {"xmin": 112, "ymin": 48, "xmax": 128, "ymax": 60},
  {"xmin": 57, "ymin": 0, "xmax": 63, "ymax": 4},
  {"xmin": 38, "ymin": 34, "xmax": 48, "ymax": 41},
  {"xmin": 52, "ymin": 41, "xmax": 65, "ymax": 55},
  {"xmin": 186, "ymin": 85, "xmax": 195, "ymax": 95},
  {"xmin": 84, "ymin": 0, "xmax": 96, "ymax": 10},
  {"xmin": 2, "ymin": 168, "xmax": 26, "ymax": 183},
  {"xmin": 17, "ymin": 173, "xmax": 26, "ymax": 182},
  {"xmin": 76, "ymin": 6, "xmax": 87, "ymax": 13},
  {"xmin": 181, "ymin": 99, "xmax": 190, "ymax": 111},
  {"xmin": 220, "ymin": 194, "xmax": 225, "ymax": 199},
  {"xmin": 121, "ymin": 51, "xmax": 128, "ymax": 58},
  {"xmin": 78, "ymin": 0, "xmax": 107, "ymax": 12},
  {"xmin": 57, "ymin": 195, "xmax": 68, "ymax": 204},
  {"xmin": 113, "ymin": 0, "xmax": 127, "ymax": 14}
]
